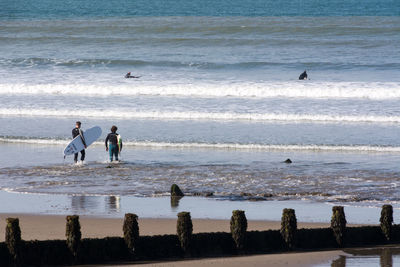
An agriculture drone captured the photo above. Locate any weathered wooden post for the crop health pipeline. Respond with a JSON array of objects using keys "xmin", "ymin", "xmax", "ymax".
[
  {"xmin": 177, "ymin": 212, "xmax": 192, "ymax": 254},
  {"xmin": 6, "ymin": 218, "xmax": 21, "ymax": 264},
  {"xmin": 230, "ymin": 210, "xmax": 247, "ymax": 250},
  {"xmin": 280, "ymin": 208, "xmax": 297, "ymax": 249},
  {"xmin": 380, "ymin": 204, "xmax": 393, "ymax": 241},
  {"xmin": 66, "ymin": 215, "xmax": 81, "ymax": 261},
  {"xmin": 331, "ymin": 206, "xmax": 346, "ymax": 246},
  {"xmin": 123, "ymin": 213, "xmax": 139, "ymax": 252}
]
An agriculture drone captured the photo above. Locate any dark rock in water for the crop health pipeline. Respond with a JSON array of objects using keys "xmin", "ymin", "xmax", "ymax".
[
  {"xmin": 205, "ymin": 192, "xmax": 214, "ymax": 197},
  {"xmin": 262, "ymin": 193, "xmax": 273, "ymax": 198},
  {"xmin": 171, "ymin": 184, "xmax": 184, "ymax": 197},
  {"xmin": 284, "ymin": 159, "xmax": 292, "ymax": 164},
  {"xmin": 106, "ymin": 165, "xmax": 114, "ymax": 168},
  {"xmin": 240, "ymin": 192, "xmax": 253, "ymax": 197}
]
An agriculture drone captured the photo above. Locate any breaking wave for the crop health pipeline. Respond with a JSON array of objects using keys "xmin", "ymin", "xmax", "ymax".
[
  {"xmin": 1, "ymin": 137, "xmax": 400, "ymax": 153},
  {"xmin": 0, "ymin": 108, "xmax": 399, "ymax": 124},
  {"xmin": 1, "ymin": 82, "xmax": 400, "ymax": 99}
]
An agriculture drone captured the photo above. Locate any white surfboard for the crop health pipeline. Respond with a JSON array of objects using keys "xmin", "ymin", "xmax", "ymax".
[
  {"xmin": 63, "ymin": 126, "xmax": 102, "ymax": 156},
  {"xmin": 117, "ymin": 134, "xmax": 122, "ymax": 154}
]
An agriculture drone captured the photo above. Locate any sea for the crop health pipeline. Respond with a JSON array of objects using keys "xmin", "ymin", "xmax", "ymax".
[{"xmin": 1, "ymin": 0, "xmax": 400, "ymax": 215}]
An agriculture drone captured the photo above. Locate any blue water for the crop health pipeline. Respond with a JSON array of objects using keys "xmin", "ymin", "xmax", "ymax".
[
  {"xmin": 1, "ymin": 0, "xmax": 399, "ymax": 18},
  {"xmin": 0, "ymin": 0, "xmax": 400, "ymax": 207}
]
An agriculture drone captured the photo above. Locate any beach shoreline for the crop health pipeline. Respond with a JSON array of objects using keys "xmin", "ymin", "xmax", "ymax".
[{"xmin": 0, "ymin": 190, "xmax": 392, "ymax": 224}]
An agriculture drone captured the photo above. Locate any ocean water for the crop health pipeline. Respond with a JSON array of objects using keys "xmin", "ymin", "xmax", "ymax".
[{"xmin": 1, "ymin": 1, "xmax": 400, "ymax": 209}]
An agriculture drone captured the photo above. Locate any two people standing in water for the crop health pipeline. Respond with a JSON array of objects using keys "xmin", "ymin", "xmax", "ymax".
[{"xmin": 71, "ymin": 122, "xmax": 122, "ymax": 163}]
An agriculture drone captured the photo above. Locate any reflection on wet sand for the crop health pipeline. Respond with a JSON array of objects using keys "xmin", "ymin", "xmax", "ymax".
[
  {"xmin": 327, "ymin": 246, "xmax": 400, "ymax": 267},
  {"xmin": 380, "ymin": 248, "xmax": 393, "ymax": 267},
  {"xmin": 107, "ymin": 196, "xmax": 121, "ymax": 212},
  {"xmin": 331, "ymin": 255, "xmax": 345, "ymax": 267},
  {"xmin": 170, "ymin": 196, "xmax": 182, "ymax": 209},
  {"xmin": 70, "ymin": 195, "xmax": 121, "ymax": 214}
]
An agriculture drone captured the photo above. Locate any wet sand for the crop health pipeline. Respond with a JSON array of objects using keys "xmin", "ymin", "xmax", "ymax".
[{"xmin": 98, "ymin": 250, "xmax": 345, "ymax": 267}]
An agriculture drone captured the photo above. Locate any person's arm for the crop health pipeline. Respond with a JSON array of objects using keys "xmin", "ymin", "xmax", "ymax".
[
  {"xmin": 79, "ymin": 129, "xmax": 87, "ymax": 148},
  {"xmin": 72, "ymin": 129, "xmax": 75, "ymax": 138},
  {"xmin": 105, "ymin": 134, "xmax": 109, "ymax": 151},
  {"xmin": 120, "ymin": 136, "xmax": 123, "ymax": 151}
]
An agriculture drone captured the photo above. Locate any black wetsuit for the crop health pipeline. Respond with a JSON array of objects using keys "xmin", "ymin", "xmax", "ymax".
[
  {"xmin": 72, "ymin": 128, "xmax": 86, "ymax": 162},
  {"xmin": 105, "ymin": 132, "xmax": 121, "ymax": 161},
  {"xmin": 299, "ymin": 71, "xmax": 308, "ymax": 80}
]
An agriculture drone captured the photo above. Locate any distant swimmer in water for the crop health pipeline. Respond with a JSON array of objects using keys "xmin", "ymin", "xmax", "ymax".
[
  {"xmin": 125, "ymin": 72, "xmax": 140, "ymax": 78},
  {"xmin": 299, "ymin": 70, "xmax": 308, "ymax": 80}
]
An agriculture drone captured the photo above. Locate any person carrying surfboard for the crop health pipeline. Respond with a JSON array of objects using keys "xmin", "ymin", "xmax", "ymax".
[
  {"xmin": 72, "ymin": 121, "xmax": 87, "ymax": 163},
  {"xmin": 105, "ymin": 125, "xmax": 122, "ymax": 162}
]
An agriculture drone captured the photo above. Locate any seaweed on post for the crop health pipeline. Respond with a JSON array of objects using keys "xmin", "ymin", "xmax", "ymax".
[
  {"xmin": 331, "ymin": 206, "xmax": 346, "ymax": 247},
  {"xmin": 280, "ymin": 208, "xmax": 297, "ymax": 249},
  {"xmin": 5, "ymin": 218, "xmax": 21, "ymax": 264},
  {"xmin": 380, "ymin": 204, "xmax": 393, "ymax": 241},
  {"xmin": 66, "ymin": 215, "xmax": 81, "ymax": 261},
  {"xmin": 177, "ymin": 212, "xmax": 192, "ymax": 254},
  {"xmin": 123, "ymin": 213, "xmax": 139, "ymax": 252},
  {"xmin": 230, "ymin": 210, "xmax": 247, "ymax": 250}
]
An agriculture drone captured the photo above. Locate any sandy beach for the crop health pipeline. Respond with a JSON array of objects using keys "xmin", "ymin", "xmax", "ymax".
[{"xmin": 0, "ymin": 213, "xmax": 338, "ymax": 241}]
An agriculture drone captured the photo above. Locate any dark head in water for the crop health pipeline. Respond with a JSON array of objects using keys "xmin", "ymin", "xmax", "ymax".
[{"xmin": 299, "ymin": 70, "xmax": 308, "ymax": 80}]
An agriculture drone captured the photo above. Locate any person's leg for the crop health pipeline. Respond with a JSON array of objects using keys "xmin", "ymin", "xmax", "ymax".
[
  {"xmin": 109, "ymin": 144, "xmax": 114, "ymax": 162},
  {"xmin": 80, "ymin": 149, "xmax": 85, "ymax": 161},
  {"xmin": 114, "ymin": 146, "xmax": 119, "ymax": 161},
  {"xmin": 74, "ymin": 153, "xmax": 78, "ymax": 163}
]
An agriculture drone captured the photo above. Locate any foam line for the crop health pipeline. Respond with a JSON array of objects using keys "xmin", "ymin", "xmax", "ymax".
[
  {"xmin": 0, "ymin": 108, "xmax": 399, "ymax": 123},
  {"xmin": 1, "ymin": 137, "xmax": 399, "ymax": 153},
  {"xmin": 1, "ymin": 82, "xmax": 400, "ymax": 99}
]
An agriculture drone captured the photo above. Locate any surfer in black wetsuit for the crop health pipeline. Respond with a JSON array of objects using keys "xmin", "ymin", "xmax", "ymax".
[
  {"xmin": 299, "ymin": 70, "xmax": 308, "ymax": 80},
  {"xmin": 125, "ymin": 72, "xmax": 140, "ymax": 78},
  {"xmin": 72, "ymin": 121, "xmax": 87, "ymax": 163},
  {"xmin": 105, "ymin": 125, "xmax": 122, "ymax": 162}
]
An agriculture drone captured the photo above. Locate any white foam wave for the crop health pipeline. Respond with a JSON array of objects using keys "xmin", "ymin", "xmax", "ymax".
[
  {"xmin": 0, "ymin": 108, "xmax": 399, "ymax": 123},
  {"xmin": 125, "ymin": 142, "xmax": 400, "ymax": 153},
  {"xmin": 1, "ymin": 82, "xmax": 400, "ymax": 99},
  {"xmin": 0, "ymin": 138, "xmax": 69, "ymax": 145},
  {"xmin": 1, "ymin": 137, "xmax": 400, "ymax": 153}
]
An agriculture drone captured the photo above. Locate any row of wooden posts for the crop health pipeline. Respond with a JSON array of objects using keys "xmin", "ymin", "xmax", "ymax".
[{"xmin": 4, "ymin": 204, "xmax": 394, "ymax": 261}]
